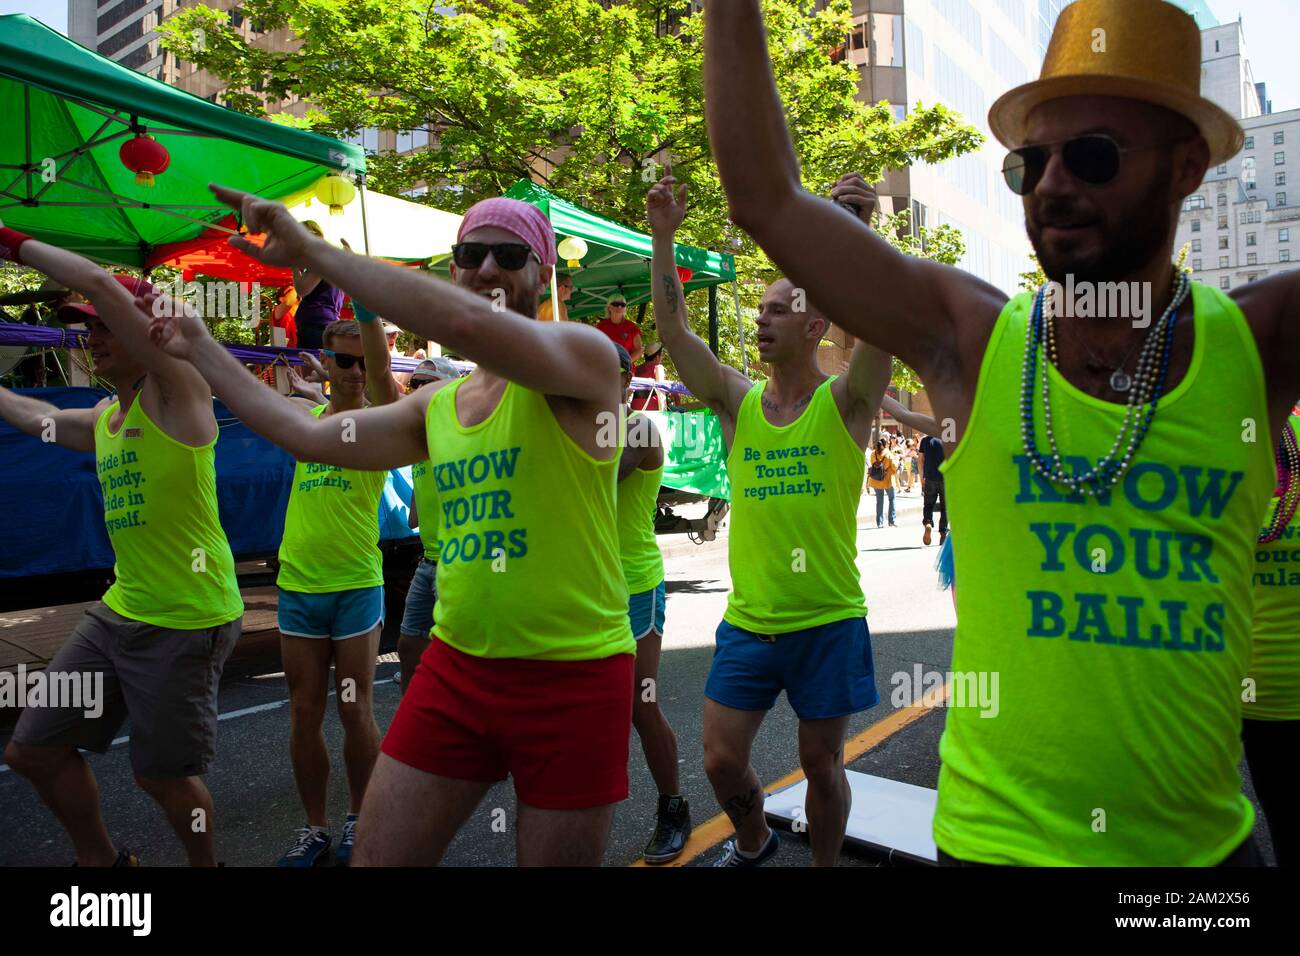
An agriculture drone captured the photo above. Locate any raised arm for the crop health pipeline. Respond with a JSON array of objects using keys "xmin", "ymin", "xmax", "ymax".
[
  {"xmin": 703, "ymin": 2, "xmax": 1005, "ymax": 385},
  {"xmin": 833, "ymin": 339, "xmax": 893, "ymax": 449},
  {"xmin": 8, "ymin": 237, "xmax": 207, "ymax": 393},
  {"xmin": 825, "ymin": 179, "xmax": 901, "ymax": 448},
  {"xmin": 353, "ymin": 301, "xmax": 403, "ymax": 407},
  {"xmin": 144, "ymin": 291, "xmax": 428, "ymax": 470},
  {"xmin": 210, "ymin": 185, "xmax": 619, "ymax": 406},
  {"xmin": 646, "ymin": 176, "xmax": 750, "ymax": 422},
  {"xmin": 0, "ymin": 386, "xmax": 104, "ymax": 453}
]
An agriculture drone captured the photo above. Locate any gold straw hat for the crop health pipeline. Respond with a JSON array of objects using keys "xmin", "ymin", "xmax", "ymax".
[{"xmin": 988, "ymin": 0, "xmax": 1244, "ymax": 166}]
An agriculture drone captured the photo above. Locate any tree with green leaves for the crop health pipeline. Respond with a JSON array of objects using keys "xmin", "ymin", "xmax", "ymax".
[
  {"xmin": 1019, "ymin": 253, "xmax": 1047, "ymax": 294},
  {"xmin": 160, "ymin": 0, "xmax": 982, "ymax": 386}
]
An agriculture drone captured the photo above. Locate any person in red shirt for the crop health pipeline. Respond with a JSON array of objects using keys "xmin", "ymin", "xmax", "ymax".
[
  {"xmin": 596, "ymin": 294, "xmax": 643, "ymax": 365},
  {"xmin": 631, "ymin": 339, "xmax": 666, "ymax": 411},
  {"xmin": 271, "ymin": 286, "xmax": 299, "ymax": 348}
]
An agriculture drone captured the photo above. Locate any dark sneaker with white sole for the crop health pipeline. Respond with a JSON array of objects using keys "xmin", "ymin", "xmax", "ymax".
[
  {"xmin": 336, "ymin": 814, "xmax": 358, "ymax": 867},
  {"xmin": 712, "ymin": 829, "xmax": 780, "ymax": 867},
  {"xmin": 643, "ymin": 795, "xmax": 692, "ymax": 863},
  {"xmin": 277, "ymin": 826, "xmax": 332, "ymax": 867}
]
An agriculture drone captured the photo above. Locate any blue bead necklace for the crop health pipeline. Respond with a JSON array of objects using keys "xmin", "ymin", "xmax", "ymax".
[{"xmin": 1020, "ymin": 270, "xmax": 1190, "ymax": 497}]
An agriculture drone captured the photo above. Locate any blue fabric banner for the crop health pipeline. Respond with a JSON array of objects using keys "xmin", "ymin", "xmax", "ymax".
[{"xmin": 0, "ymin": 387, "xmax": 417, "ymax": 578}]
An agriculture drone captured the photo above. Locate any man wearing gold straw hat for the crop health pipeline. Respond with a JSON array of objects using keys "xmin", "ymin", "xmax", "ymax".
[{"xmin": 704, "ymin": 0, "xmax": 1300, "ymax": 865}]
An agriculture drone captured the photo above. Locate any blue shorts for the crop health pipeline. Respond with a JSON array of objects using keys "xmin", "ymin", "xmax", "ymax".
[
  {"xmin": 628, "ymin": 580, "xmax": 666, "ymax": 640},
  {"xmin": 400, "ymin": 558, "xmax": 437, "ymax": 638},
  {"xmin": 704, "ymin": 616, "xmax": 878, "ymax": 720},
  {"xmin": 278, "ymin": 586, "xmax": 384, "ymax": 641}
]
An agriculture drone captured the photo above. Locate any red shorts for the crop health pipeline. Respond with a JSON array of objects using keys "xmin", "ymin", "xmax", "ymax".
[{"xmin": 382, "ymin": 637, "xmax": 634, "ymax": 810}]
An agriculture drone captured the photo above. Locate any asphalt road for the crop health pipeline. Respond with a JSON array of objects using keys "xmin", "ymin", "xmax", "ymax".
[{"xmin": 0, "ymin": 490, "xmax": 1278, "ymax": 866}]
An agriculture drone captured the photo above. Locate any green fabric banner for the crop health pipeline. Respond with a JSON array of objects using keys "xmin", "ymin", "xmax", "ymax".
[{"xmin": 644, "ymin": 408, "xmax": 731, "ymax": 501}]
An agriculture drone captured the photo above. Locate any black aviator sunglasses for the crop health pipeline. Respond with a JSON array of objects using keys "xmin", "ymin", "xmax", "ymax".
[{"xmin": 1002, "ymin": 133, "xmax": 1190, "ymax": 196}]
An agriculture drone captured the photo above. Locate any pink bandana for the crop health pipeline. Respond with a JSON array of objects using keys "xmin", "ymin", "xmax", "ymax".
[{"xmin": 457, "ymin": 198, "xmax": 556, "ymax": 267}]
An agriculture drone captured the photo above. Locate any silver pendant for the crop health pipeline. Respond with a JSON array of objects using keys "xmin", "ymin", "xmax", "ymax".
[{"xmin": 1110, "ymin": 370, "xmax": 1132, "ymax": 393}]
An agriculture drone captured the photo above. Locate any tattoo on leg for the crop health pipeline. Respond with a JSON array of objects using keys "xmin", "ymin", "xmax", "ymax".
[{"xmin": 723, "ymin": 787, "xmax": 760, "ymax": 827}]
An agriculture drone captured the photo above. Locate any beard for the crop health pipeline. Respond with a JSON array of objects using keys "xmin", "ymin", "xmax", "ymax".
[
  {"xmin": 1027, "ymin": 178, "xmax": 1174, "ymax": 286},
  {"xmin": 509, "ymin": 289, "xmax": 539, "ymax": 318},
  {"xmin": 460, "ymin": 282, "xmax": 539, "ymax": 318}
]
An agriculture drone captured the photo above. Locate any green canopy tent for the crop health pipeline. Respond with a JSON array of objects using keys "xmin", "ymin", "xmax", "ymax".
[{"xmin": 0, "ymin": 14, "xmax": 365, "ymax": 268}]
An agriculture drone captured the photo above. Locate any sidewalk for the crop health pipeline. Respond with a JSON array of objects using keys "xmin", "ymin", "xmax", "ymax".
[{"xmin": 658, "ymin": 486, "xmax": 936, "ymax": 561}]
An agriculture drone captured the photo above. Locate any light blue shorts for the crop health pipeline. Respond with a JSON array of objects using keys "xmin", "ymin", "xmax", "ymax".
[
  {"xmin": 628, "ymin": 580, "xmax": 667, "ymax": 640},
  {"xmin": 278, "ymin": 586, "xmax": 384, "ymax": 641}
]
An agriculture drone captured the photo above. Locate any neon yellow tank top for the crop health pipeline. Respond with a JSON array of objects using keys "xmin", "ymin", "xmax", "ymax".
[
  {"xmin": 277, "ymin": 404, "xmax": 388, "ymax": 593},
  {"xmin": 724, "ymin": 377, "xmax": 866, "ymax": 633},
  {"xmin": 411, "ymin": 460, "xmax": 440, "ymax": 561},
  {"xmin": 1246, "ymin": 412, "xmax": 1300, "ymax": 721},
  {"xmin": 95, "ymin": 396, "xmax": 242, "ymax": 629},
  {"xmin": 936, "ymin": 282, "xmax": 1273, "ymax": 866},
  {"xmin": 617, "ymin": 412, "xmax": 665, "ymax": 594},
  {"xmin": 427, "ymin": 378, "xmax": 634, "ymax": 660}
]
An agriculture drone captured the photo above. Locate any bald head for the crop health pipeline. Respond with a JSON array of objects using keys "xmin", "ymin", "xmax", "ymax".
[{"xmin": 754, "ymin": 278, "xmax": 830, "ymax": 365}]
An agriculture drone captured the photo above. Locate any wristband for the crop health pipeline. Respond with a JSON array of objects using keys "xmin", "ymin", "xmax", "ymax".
[
  {"xmin": 0, "ymin": 226, "xmax": 34, "ymax": 264},
  {"xmin": 353, "ymin": 301, "xmax": 379, "ymax": 324}
]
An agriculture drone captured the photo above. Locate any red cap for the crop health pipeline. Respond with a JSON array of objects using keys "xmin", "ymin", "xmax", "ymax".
[{"xmin": 56, "ymin": 274, "xmax": 156, "ymax": 325}]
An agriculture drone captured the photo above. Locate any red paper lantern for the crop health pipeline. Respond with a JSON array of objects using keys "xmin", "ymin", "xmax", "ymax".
[
  {"xmin": 120, "ymin": 134, "xmax": 170, "ymax": 188},
  {"xmin": 676, "ymin": 266, "xmax": 693, "ymax": 284}
]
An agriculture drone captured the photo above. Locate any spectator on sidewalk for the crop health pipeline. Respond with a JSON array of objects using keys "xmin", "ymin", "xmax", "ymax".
[
  {"xmin": 867, "ymin": 438, "xmax": 898, "ymax": 528},
  {"xmin": 919, "ymin": 433, "xmax": 947, "ymax": 546}
]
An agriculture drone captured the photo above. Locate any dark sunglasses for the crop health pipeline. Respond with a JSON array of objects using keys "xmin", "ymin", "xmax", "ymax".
[
  {"xmin": 451, "ymin": 242, "xmax": 540, "ymax": 270},
  {"xmin": 609, "ymin": 301, "xmax": 628, "ymax": 308},
  {"xmin": 408, "ymin": 377, "xmax": 436, "ymax": 389},
  {"xmin": 1002, "ymin": 134, "xmax": 1184, "ymax": 196},
  {"xmin": 321, "ymin": 349, "xmax": 365, "ymax": 370}
]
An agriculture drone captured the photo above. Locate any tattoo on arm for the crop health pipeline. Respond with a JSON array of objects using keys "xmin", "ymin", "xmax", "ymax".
[
  {"xmin": 723, "ymin": 787, "xmax": 760, "ymax": 828},
  {"xmin": 661, "ymin": 274, "xmax": 679, "ymax": 315}
]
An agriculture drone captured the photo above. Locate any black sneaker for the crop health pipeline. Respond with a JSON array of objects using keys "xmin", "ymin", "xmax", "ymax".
[
  {"xmin": 643, "ymin": 795, "xmax": 692, "ymax": 864},
  {"xmin": 71, "ymin": 848, "xmax": 140, "ymax": 868},
  {"xmin": 712, "ymin": 829, "xmax": 780, "ymax": 867}
]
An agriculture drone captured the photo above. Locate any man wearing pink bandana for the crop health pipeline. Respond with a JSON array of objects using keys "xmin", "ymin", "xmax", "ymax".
[{"xmin": 141, "ymin": 186, "xmax": 632, "ymax": 866}]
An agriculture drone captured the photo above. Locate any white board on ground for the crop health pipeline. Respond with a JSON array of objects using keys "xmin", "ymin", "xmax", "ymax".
[{"xmin": 763, "ymin": 771, "xmax": 938, "ymax": 864}]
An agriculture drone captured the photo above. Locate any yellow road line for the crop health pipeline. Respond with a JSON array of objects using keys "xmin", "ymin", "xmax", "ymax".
[{"xmin": 632, "ymin": 680, "xmax": 952, "ymax": 867}]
